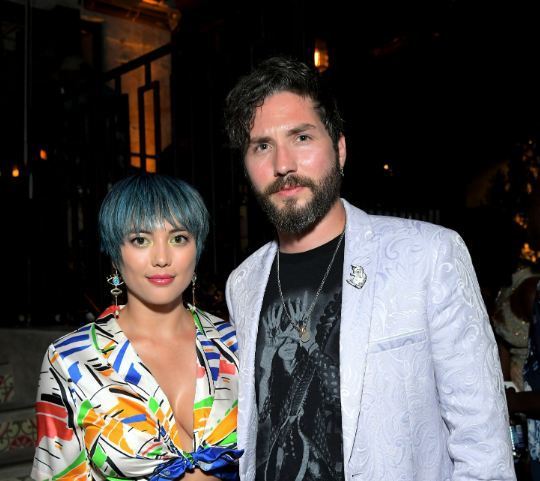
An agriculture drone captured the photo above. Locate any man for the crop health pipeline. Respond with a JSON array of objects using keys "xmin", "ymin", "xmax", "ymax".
[{"xmin": 224, "ymin": 57, "xmax": 515, "ymax": 481}]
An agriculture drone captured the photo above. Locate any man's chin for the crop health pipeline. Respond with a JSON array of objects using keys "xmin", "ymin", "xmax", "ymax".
[
  {"xmin": 272, "ymin": 202, "xmax": 311, "ymax": 222},
  {"xmin": 266, "ymin": 206, "xmax": 318, "ymax": 234},
  {"xmin": 270, "ymin": 192, "xmax": 311, "ymax": 210}
]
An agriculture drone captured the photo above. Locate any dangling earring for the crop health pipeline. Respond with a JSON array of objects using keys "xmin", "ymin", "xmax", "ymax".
[
  {"xmin": 191, "ymin": 273, "xmax": 197, "ymax": 310},
  {"xmin": 107, "ymin": 269, "xmax": 124, "ymax": 319},
  {"xmin": 339, "ymin": 166, "xmax": 345, "ymax": 177}
]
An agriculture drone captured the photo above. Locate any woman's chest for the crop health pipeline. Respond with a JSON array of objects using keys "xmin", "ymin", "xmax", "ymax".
[{"xmin": 136, "ymin": 341, "xmax": 198, "ymax": 448}]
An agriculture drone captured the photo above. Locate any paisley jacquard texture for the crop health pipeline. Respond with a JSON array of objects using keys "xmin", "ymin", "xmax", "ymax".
[{"xmin": 226, "ymin": 199, "xmax": 515, "ymax": 481}]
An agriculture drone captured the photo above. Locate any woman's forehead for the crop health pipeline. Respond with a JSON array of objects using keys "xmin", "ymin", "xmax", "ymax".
[{"xmin": 126, "ymin": 216, "xmax": 186, "ymax": 233}]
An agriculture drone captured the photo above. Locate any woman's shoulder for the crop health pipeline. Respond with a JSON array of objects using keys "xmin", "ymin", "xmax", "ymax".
[
  {"xmin": 192, "ymin": 307, "xmax": 237, "ymax": 343},
  {"xmin": 48, "ymin": 307, "xmax": 118, "ymax": 356},
  {"xmin": 188, "ymin": 304, "xmax": 225, "ymax": 324}
]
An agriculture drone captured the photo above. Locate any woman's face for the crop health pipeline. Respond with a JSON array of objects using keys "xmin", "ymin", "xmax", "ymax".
[{"xmin": 118, "ymin": 221, "xmax": 197, "ymax": 308}]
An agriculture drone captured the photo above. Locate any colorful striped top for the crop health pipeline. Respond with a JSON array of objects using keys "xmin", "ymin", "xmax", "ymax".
[{"xmin": 32, "ymin": 306, "xmax": 241, "ymax": 481}]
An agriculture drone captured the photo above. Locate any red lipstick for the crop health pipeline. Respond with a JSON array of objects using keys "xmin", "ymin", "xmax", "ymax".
[{"xmin": 147, "ymin": 275, "xmax": 174, "ymax": 286}]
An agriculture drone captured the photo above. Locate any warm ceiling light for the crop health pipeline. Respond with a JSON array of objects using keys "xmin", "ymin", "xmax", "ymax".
[
  {"xmin": 39, "ymin": 149, "xmax": 48, "ymax": 160},
  {"xmin": 383, "ymin": 163, "xmax": 390, "ymax": 170},
  {"xmin": 314, "ymin": 49, "xmax": 321, "ymax": 67},
  {"xmin": 314, "ymin": 39, "xmax": 329, "ymax": 73},
  {"xmin": 12, "ymin": 165, "xmax": 20, "ymax": 177},
  {"xmin": 521, "ymin": 242, "xmax": 539, "ymax": 263}
]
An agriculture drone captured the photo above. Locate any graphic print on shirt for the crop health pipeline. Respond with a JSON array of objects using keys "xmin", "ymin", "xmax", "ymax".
[{"xmin": 255, "ymin": 236, "xmax": 345, "ymax": 481}]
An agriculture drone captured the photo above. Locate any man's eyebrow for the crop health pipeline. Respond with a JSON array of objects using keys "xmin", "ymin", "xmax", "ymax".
[
  {"xmin": 249, "ymin": 135, "xmax": 272, "ymax": 145},
  {"xmin": 249, "ymin": 123, "xmax": 317, "ymax": 145},
  {"xmin": 287, "ymin": 123, "xmax": 316, "ymax": 136}
]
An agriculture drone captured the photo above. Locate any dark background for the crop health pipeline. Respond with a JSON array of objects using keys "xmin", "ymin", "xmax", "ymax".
[{"xmin": 1, "ymin": 0, "xmax": 538, "ymax": 325}]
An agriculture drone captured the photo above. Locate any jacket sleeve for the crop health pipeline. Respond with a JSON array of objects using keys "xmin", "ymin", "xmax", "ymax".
[
  {"xmin": 225, "ymin": 272, "xmax": 236, "ymax": 329},
  {"xmin": 427, "ymin": 229, "xmax": 516, "ymax": 481},
  {"xmin": 32, "ymin": 344, "xmax": 91, "ymax": 481}
]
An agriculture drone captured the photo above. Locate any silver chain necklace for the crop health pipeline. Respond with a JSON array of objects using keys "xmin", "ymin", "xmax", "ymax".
[{"xmin": 276, "ymin": 230, "xmax": 345, "ymax": 343}]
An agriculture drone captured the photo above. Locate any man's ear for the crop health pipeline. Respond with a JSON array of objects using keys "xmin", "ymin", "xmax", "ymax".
[{"xmin": 338, "ymin": 135, "xmax": 346, "ymax": 169}]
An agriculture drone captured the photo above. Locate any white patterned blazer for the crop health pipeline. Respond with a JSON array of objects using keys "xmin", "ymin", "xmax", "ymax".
[{"xmin": 226, "ymin": 199, "xmax": 516, "ymax": 481}]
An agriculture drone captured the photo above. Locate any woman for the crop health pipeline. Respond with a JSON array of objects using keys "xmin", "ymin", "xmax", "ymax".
[{"xmin": 32, "ymin": 174, "xmax": 241, "ymax": 480}]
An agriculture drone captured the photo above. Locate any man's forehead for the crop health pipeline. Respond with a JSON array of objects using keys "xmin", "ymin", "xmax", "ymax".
[
  {"xmin": 250, "ymin": 92, "xmax": 321, "ymax": 133},
  {"xmin": 255, "ymin": 91, "xmax": 316, "ymax": 113}
]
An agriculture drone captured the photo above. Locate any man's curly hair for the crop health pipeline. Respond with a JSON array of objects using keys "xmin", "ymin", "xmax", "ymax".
[{"xmin": 224, "ymin": 57, "xmax": 344, "ymax": 155}]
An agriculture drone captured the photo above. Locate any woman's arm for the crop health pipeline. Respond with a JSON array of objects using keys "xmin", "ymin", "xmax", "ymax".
[{"xmin": 32, "ymin": 344, "xmax": 91, "ymax": 480}]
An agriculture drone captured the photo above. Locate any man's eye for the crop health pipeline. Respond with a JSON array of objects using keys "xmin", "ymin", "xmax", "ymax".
[
  {"xmin": 297, "ymin": 134, "xmax": 310, "ymax": 142},
  {"xmin": 256, "ymin": 143, "xmax": 269, "ymax": 152}
]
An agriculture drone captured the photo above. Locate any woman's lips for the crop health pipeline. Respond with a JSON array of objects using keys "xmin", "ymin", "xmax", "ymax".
[{"xmin": 147, "ymin": 275, "xmax": 174, "ymax": 286}]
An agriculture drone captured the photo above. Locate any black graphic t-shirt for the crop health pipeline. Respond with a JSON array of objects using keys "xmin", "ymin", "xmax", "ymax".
[{"xmin": 255, "ymin": 234, "xmax": 345, "ymax": 481}]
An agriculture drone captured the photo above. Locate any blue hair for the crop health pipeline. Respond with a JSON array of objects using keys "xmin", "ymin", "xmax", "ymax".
[{"xmin": 99, "ymin": 174, "xmax": 209, "ymax": 267}]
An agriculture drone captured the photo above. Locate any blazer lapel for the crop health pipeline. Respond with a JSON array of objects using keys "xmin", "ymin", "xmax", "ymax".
[
  {"xmin": 340, "ymin": 200, "xmax": 379, "ymax": 466},
  {"xmin": 233, "ymin": 241, "xmax": 277, "ymax": 480}
]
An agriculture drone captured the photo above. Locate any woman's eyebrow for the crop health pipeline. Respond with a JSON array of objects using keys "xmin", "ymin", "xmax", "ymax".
[
  {"xmin": 127, "ymin": 226, "xmax": 188, "ymax": 235},
  {"xmin": 168, "ymin": 227, "xmax": 188, "ymax": 233}
]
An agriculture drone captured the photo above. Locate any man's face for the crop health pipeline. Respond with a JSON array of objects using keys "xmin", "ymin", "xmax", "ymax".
[{"xmin": 244, "ymin": 91, "xmax": 346, "ymax": 234}]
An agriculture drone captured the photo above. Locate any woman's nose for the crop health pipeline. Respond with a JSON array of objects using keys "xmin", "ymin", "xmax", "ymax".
[{"xmin": 151, "ymin": 241, "xmax": 171, "ymax": 267}]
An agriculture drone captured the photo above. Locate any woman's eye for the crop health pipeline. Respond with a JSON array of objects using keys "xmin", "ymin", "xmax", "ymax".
[
  {"xmin": 131, "ymin": 236, "xmax": 149, "ymax": 247},
  {"xmin": 171, "ymin": 234, "xmax": 188, "ymax": 245}
]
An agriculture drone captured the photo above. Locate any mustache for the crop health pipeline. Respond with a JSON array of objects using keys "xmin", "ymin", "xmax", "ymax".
[{"xmin": 263, "ymin": 175, "xmax": 317, "ymax": 196}]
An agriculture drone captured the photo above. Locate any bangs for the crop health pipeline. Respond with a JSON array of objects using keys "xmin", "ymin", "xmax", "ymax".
[
  {"xmin": 111, "ymin": 178, "xmax": 195, "ymax": 241},
  {"xmin": 120, "ymin": 196, "xmax": 189, "ymax": 238},
  {"xmin": 99, "ymin": 174, "xmax": 209, "ymax": 266}
]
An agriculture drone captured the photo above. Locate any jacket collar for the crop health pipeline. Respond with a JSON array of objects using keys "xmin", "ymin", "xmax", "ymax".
[{"xmin": 340, "ymin": 200, "xmax": 379, "ymax": 469}]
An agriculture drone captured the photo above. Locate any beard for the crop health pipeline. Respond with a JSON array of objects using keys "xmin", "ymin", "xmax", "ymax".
[{"xmin": 252, "ymin": 162, "xmax": 342, "ymax": 235}]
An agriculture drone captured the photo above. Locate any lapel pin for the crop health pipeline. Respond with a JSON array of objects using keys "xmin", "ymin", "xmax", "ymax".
[{"xmin": 347, "ymin": 265, "xmax": 367, "ymax": 289}]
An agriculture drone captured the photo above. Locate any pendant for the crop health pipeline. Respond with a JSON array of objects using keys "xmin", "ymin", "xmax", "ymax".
[{"xmin": 299, "ymin": 324, "xmax": 310, "ymax": 343}]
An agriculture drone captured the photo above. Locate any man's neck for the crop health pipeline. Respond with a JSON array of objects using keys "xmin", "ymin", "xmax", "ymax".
[{"xmin": 278, "ymin": 199, "xmax": 346, "ymax": 254}]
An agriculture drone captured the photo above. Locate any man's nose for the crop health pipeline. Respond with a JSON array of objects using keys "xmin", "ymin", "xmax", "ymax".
[{"xmin": 273, "ymin": 145, "xmax": 297, "ymax": 177}]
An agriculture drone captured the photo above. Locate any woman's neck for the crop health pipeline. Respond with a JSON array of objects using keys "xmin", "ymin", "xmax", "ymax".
[{"xmin": 118, "ymin": 296, "xmax": 193, "ymax": 341}]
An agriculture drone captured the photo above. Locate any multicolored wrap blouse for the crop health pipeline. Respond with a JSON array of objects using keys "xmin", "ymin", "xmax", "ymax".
[{"xmin": 32, "ymin": 306, "xmax": 242, "ymax": 480}]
